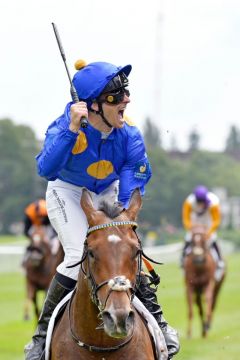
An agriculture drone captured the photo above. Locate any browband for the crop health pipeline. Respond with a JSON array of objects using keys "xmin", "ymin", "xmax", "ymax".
[{"xmin": 87, "ymin": 221, "xmax": 138, "ymax": 235}]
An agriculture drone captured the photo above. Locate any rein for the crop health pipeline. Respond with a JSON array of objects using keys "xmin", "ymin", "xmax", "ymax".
[{"xmin": 67, "ymin": 220, "xmax": 162, "ymax": 353}]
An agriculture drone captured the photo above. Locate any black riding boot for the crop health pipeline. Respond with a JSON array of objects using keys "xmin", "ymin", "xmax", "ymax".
[
  {"xmin": 136, "ymin": 274, "xmax": 180, "ymax": 359},
  {"xmin": 180, "ymin": 242, "xmax": 190, "ymax": 268},
  {"xmin": 212, "ymin": 241, "xmax": 223, "ymax": 261},
  {"xmin": 24, "ymin": 273, "xmax": 76, "ymax": 360},
  {"xmin": 212, "ymin": 241, "xmax": 225, "ymax": 281}
]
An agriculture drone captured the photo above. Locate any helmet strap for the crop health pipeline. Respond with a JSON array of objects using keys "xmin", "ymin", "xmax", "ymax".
[{"xmin": 89, "ymin": 102, "xmax": 112, "ymax": 129}]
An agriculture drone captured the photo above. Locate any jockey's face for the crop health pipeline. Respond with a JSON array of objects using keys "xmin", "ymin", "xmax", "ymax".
[
  {"xmin": 91, "ymin": 91, "xmax": 130, "ymax": 129},
  {"xmin": 196, "ymin": 200, "xmax": 207, "ymax": 214},
  {"xmin": 102, "ymin": 92, "xmax": 130, "ymax": 128}
]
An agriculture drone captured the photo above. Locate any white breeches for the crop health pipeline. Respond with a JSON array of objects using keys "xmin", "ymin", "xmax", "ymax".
[
  {"xmin": 46, "ymin": 179, "xmax": 119, "ymax": 280},
  {"xmin": 184, "ymin": 231, "xmax": 217, "ymax": 243}
]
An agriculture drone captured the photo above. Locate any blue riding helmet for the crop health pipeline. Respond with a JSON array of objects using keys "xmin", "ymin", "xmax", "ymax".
[
  {"xmin": 72, "ymin": 61, "xmax": 132, "ymax": 108},
  {"xmin": 193, "ymin": 185, "xmax": 210, "ymax": 205}
]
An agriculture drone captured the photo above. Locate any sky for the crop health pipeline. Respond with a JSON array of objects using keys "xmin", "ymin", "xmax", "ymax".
[{"xmin": 1, "ymin": 0, "xmax": 240, "ymax": 151}]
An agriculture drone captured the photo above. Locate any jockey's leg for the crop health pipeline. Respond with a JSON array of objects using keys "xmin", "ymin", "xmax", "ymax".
[
  {"xmin": 136, "ymin": 273, "xmax": 180, "ymax": 359},
  {"xmin": 24, "ymin": 179, "xmax": 119, "ymax": 359},
  {"xmin": 212, "ymin": 241, "xmax": 225, "ymax": 270},
  {"xmin": 180, "ymin": 233, "xmax": 191, "ymax": 267},
  {"xmin": 212, "ymin": 241, "xmax": 223, "ymax": 261},
  {"xmin": 25, "ymin": 180, "xmax": 89, "ymax": 360},
  {"xmin": 24, "ymin": 272, "xmax": 76, "ymax": 360}
]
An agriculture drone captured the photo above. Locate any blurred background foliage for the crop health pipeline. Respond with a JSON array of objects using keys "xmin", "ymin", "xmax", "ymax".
[{"xmin": 0, "ymin": 118, "xmax": 46, "ymax": 233}]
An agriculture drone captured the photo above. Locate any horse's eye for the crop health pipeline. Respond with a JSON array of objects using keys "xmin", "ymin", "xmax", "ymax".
[
  {"xmin": 88, "ymin": 250, "xmax": 95, "ymax": 259},
  {"xmin": 133, "ymin": 249, "xmax": 141, "ymax": 259}
]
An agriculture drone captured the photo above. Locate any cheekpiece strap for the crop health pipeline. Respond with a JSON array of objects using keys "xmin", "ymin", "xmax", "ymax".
[{"xmin": 87, "ymin": 221, "xmax": 138, "ymax": 235}]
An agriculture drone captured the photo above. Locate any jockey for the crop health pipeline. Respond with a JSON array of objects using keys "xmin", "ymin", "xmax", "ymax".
[
  {"xmin": 25, "ymin": 60, "xmax": 179, "ymax": 360},
  {"xmin": 24, "ymin": 199, "xmax": 49, "ymax": 237},
  {"xmin": 181, "ymin": 185, "xmax": 224, "ymax": 270},
  {"xmin": 24, "ymin": 199, "xmax": 58, "ymax": 254}
]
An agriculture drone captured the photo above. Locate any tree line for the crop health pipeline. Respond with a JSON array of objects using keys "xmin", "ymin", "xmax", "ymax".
[
  {"xmin": 0, "ymin": 119, "xmax": 46, "ymax": 233},
  {"xmin": 1, "ymin": 117, "xmax": 240, "ymax": 234}
]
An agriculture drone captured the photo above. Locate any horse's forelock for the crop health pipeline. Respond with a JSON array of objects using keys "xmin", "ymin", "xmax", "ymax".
[{"xmin": 98, "ymin": 200, "xmax": 124, "ymax": 219}]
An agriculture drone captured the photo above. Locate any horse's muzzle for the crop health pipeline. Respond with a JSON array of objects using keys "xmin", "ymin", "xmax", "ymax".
[
  {"xmin": 192, "ymin": 246, "xmax": 206, "ymax": 264},
  {"xmin": 102, "ymin": 309, "xmax": 135, "ymax": 338}
]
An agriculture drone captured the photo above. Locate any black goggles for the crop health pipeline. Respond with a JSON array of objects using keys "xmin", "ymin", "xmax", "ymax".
[
  {"xmin": 103, "ymin": 73, "xmax": 129, "ymax": 93},
  {"xmin": 99, "ymin": 88, "xmax": 130, "ymax": 105}
]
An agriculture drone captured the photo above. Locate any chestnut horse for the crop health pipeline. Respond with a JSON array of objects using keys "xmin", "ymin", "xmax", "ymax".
[
  {"xmin": 22, "ymin": 225, "xmax": 63, "ymax": 320},
  {"xmin": 184, "ymin": 226, "xmax": 225, "ymax": 338},
  {"xmin": 50, "ymin": 189, "xmax": 167, "ymax": 360}
]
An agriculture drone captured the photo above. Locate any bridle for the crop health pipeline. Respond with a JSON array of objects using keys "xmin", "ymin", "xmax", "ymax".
[
  {"xmin": 190, "ymin": 232, "xmax": 210, "ymax": 263},
  {"xmin": 26, "ymin": 231, "xmax": 50, "ymax": 264},
  {"xmin": 67, "ymin": 220, "xmax": 161, "ymax": 353}
]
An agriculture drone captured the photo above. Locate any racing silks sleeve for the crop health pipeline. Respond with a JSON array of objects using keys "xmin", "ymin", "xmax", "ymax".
[
  {"xmin": 36, "ymin": 106, "xmax": 78, "ymax": 179},
  {"xmin": 118, "ymin": 127, "xmax": 152, "ymax": 208},
  {"xmin": 182, "ymin": 200, "xmax": 192, "ymax": 231},
  {"xmin": 208, "ymin": 204, "xmax": 221, "ymax": 236}
]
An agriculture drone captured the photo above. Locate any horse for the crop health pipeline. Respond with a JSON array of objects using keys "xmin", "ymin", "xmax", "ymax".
[
  {"xmin": 22, "ymin": 225, "xmax": 64, "ymax": 320},
  {"xmin": 183, "ymin": 225, "xmax": 225, "ymax": 338},
  {"xmin": 50, "ymin": 189, "xmax": 168, "ymax": 360}
]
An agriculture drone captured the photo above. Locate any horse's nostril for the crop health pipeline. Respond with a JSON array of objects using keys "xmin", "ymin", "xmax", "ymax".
[
  {"xmin": 128, "ymin": 310, "xmax": 134, "ymax": 322},
  {"xmin": 126, "ymin": 310, "xmax": 135, "ymax": 328},
  {"xmin": 102, "ymin": 311, "xmax": 114, "ymax": 326}
]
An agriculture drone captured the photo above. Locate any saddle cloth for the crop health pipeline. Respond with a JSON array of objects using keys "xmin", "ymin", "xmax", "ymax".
[{"xmin": 45, "ymin": 292, "xmax": 168, "ymax": 360}]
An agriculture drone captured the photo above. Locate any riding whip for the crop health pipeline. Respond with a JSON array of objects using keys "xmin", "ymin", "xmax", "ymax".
[
  {"xmin": 143, "ymin": 257, "xmax": 161, "ymax": 285},
  {"xmin": 51, "ymin": 22, "xmax": 88, "ymax": 128}
]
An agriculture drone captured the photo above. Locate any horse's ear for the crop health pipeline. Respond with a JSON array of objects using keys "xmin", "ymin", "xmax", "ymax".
[
  {"xmin": 81, "ymin": 189, "xmax": 97, "ymax": 225},
  {"xmin": 125, "ymin": 189, "xmax": 142, "ymax": 221}
]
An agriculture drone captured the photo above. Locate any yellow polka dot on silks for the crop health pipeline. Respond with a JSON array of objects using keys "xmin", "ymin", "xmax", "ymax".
[
  {"xmin": 72, "ymin": 131, "xmax": 88, "ymax": 154},
  {"xmin": 87, "ymin": 161, "xmax": 114, "ymax": 179}
]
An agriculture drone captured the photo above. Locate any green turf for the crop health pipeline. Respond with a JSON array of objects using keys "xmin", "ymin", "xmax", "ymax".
[
  {"xmin": 0, "ymin": 235, "xmax": 27, "ymax": 245},
  {"xmin": 0, "ymin": 254, "xmax": 239, "ymax": 359}
]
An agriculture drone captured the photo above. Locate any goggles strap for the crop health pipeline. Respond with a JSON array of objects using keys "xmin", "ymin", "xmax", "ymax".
[{"xmin": 89, "ymin": 103, "xmax": 112, "ymax": 128}]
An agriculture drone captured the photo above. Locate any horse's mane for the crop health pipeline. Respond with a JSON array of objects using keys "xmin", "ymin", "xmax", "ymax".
[{"xmin": 98, "ymin": 200, "xmax": 124, "ymax": 219}]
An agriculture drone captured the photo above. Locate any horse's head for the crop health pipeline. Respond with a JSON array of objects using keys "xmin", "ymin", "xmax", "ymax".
[
  {"xmin": 80, "ymin": 188, "xmax": 142, "ymax": 339},
  {"xmin": 26, "ymin": 226, "xmax": 51, "ymax": 267},
  {"xmin": 190, "ymin": 226, "xmax": 209, "ymax": 265}
]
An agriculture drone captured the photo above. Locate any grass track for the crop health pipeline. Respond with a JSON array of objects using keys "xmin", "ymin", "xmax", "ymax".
[{"xmin": 0, "ymin": 253, "xmax": 239, "ymax": 359}]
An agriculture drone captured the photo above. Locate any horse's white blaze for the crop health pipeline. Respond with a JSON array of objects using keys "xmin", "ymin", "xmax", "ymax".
[
  {"xmin": 108, "ymin": 234, "xmax": 122, "ymax": 243},
  {"xmin": 194, "ymin": 234, "xmax": 202, "ymax": 243},
  {"xmin": 32, "ymin": 234, "xmax": 41, "ymax": 245}
]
